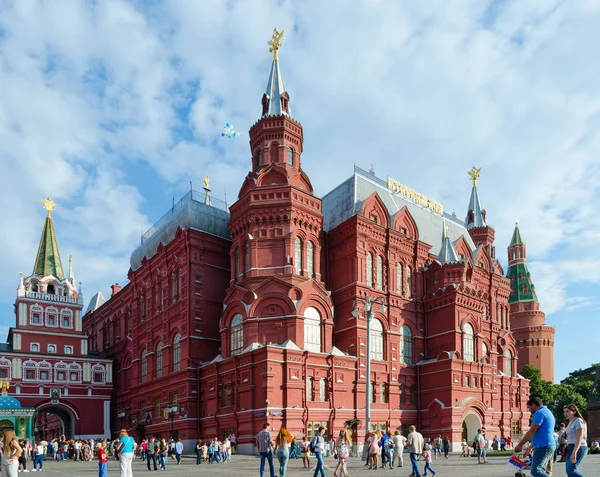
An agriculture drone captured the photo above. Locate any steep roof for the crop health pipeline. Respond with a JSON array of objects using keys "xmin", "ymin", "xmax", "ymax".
[
  {"xmin": 264, "ymin": 59, "xmax": 289, "ymax": 117},
  {"xmin": 466, "ymin": 183, "xmax": 487, "ymax": 229},
  {"xmin": 510, "ymin": 222, "xmax": 524, "ymax": 246},
  {"xmin": 85, "ymin": 291, "xmax": 106, "ymax": 314},
  {"xmin": 33, "ymin": 213, "xmax": 65, "ymax": 280},
  {"xmin": 437, "ymin": 225, "xmax": 461, "ymax": 264}
]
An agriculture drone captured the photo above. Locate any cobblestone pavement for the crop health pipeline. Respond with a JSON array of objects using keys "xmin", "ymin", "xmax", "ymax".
[{"xmin": 21, "ymin": 454, "xmax": 599, "ymax": 476}]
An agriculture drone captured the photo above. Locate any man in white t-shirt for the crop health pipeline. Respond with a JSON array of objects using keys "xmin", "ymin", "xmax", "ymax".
[
  {"xmin": 407, "ymin": 425, "xmax": 424, "ymax": 477},
  {"xmin": 392, "ymin": 430, "xmax": 407, "ymax": 468},
  {"xmin": 475, "ymin": 429, "xmax": 487, "ymax": 464}
]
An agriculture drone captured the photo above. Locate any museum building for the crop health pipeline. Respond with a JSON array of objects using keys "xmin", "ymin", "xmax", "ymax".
[{"xmin": 83, "ymin": 32, "xmax": 554, "ymax": 452}]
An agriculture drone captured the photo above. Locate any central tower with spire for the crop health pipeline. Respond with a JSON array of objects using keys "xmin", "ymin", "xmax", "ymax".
[{"xmin": 465, "ymin": 166, "xmax": 496, "ymax": 256}]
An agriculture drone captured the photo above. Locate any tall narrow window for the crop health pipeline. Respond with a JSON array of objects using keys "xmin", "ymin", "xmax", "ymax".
[
  {"xmin": 244, "ymin": 241, "xmax": 250, "ymax": 274},
  {"xmin": 295, "ymin": 237, "xmax": 303, "ymax": 275},
  {"xmin": 235, "ymin": 247, "xmax": 240, "ymax": 278},
  {"xmin": 396, "ymin": 263, "xmax": 403, "ymax": 294},
  {"xmin": 176, "ymin": 269, "xmax": 181, "ymax": 300},
  {"xmin": 288, "ymin": 147, "xmax": 294, "ymax": 165},
  {"xmin": 400, "ymin": 325, "xmax": 413, "ymax": 364},
  {"xmin": 370, "ymin": 319, "xmax": 384, "ymax": 361},
  {"xmin": 481, "ymin": 342, "xmax": 488, "ymax": 361},
  {"xmin": 405, "ymin": 266, "xmax": 412, "ymax": 297},
  {"xmin": 505, "ymin": 349, "xmax": 513, "ymax": 377},
  {"xmin": 400, "ymin": 384, "xmax": 406, "ymax": 404},
  {"xmin": 380, "ymin": 383, "xmax": 388, "ymax": 403},
  {"xmin": 376, "ymin": 256, "xmax": 383, "ymax": 291},
  {"xmin": 463, "ymin": 323, "xmax": 474, "ymax": 362},
  {"xmin": 366, "ymin": 253, "xmax": 373, "ymax": 287},
  {"xmin": 173, "ymin": 334, "xmax": 181, "ymax": 372},
  {"xmin": 169, "ymin": 273, "xmax": 175, "ymax": 304},
  {"xmin": 304, "ymin": 307, "xmax": 321, "ymax": 353},
  {"xmin": 307, "ymin": 241, "xmax": 314, "ymax": 278},
  {"xmin": 230, "ymin": 314, "xmax": 244, "ymax": 356},
  {"xmin": 319, "ymin": 377, "xmax": 326, "ymax": 402},
  {"xmin": 156, "ymin": 343, "xmax": 163, "ymax": 378},
  {"xmin": 306, "ymin": 377, "xmax": 313, "ymax": 402},
  {"xmin": 141, "ymin": 349, "xmax": 148, "ymax": 384}
]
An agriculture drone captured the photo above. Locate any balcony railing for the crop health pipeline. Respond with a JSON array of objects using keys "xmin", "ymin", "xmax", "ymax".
[{"xmin": 24, "ymin": 291, "xmax": 78, "ymax": 304}]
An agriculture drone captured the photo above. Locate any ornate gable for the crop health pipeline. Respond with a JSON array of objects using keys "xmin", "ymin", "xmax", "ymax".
[
  {"xmin": 361, "ymin": 192, "xmax": 390, "ymax": 228},
  {"xmin": 392, "ymin": 206, "xmax": 419, "ymax": 240}
]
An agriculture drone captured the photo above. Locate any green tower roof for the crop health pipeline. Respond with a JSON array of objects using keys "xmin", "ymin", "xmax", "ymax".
[
  {"xmin": 33, "ymin": 198, "xmax": 65, "ymax": 280},
  {"xmin": 510, "ymin": 221, "xmax": 523, "ymax": 246},
  {"xmin": 507, "ymin": 262, "xmax": 538, "ymax": 304}
]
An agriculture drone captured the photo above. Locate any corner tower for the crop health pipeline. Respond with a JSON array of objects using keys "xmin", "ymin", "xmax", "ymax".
[
  {"xmin": 465, "ymin": 166, "xmax": 496, "ymax": 256},
  {"xmin": 223, "ymin": 29, "xmax": 332, "ymax": 358},
  {"xmin": 507, "ymin": 221, "xmax": 555, "ymax": 381}
]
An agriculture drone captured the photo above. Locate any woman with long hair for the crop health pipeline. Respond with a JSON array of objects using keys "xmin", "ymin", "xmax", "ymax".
[
  {"xmin": 367, "ymin": 430, "xmax": 381, "ymax": 470},
  {"xmin": 563, "ymin": 403, "xmax": 588, "ymax": 477},
  {"xmin": 274, "ymin": 427, "xmax": 293, "ymax": 477},
  {"xmin": 1, "ymin": 430, "xmax": 23, "ymax": 477},
  {"xmin": 333, "ymin": 429, "xmax": 351, "ymax": 477}
]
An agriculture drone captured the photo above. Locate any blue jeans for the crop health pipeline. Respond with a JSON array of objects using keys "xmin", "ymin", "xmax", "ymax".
[
  {"xmin": 313, "ymin": 452, "xmax": 325, "ymax": 477},
  {"xmin": 196, "ymin": 450, "xmax": 202, "ymax": 464},
  {"xmin": 384, "ymin": 450, "xmax": 392, "ymax": 468},
  {"xmin": 276, "ymin": 448, "xmax": 289, "ymax": 477},
  {"xmin": 33, "ymin": 455, "xmax": 43, "ymax": 470},
  {"xmin": 98, "ymin": 462, "xmax": 107, "ymax": 477},
  {"xmin": 424, "ymin": 462, "xmax": 436, "ymax": 475},
  {"xmin": 531, "ymin": 445, "xmax": 556, "ymax": 477},
  {"xmin": 260, "ymin": 450, "xmax": 275, "ymax": 477},
  {"xmin": 410, "ymin": 452, "xmax": 421, "ymax": 477},
  {"xmin": 565, "ymin": 445, "xmax": 587, "ymax": 477}
]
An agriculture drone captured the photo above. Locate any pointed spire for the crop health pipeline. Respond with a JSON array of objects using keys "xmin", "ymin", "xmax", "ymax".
[
  {"xmin": 78, "ymin": 281, "xmax": 84, "ymax": 305},
  {"xmin": 437, "ymin": 222, "xmax": 461, "ymax": 264},
  {"xmin": 33, "ymin": 197, "xmax": 65, "ymax": 280},
  {"xmin": 465, "ymin": 166, "xmax": 487, "ymax": 230},
  {"xmin": 68, "ymin": 254, "xmax": 75, "ymax": 284},
  {"xmin": 17, "ymin": 272, "xmax": 25, "ymax": 297},
  {"xmin": 510, "ymin": 220, "xmax": 523, "ymax": 246},
  {"xmin": 262, "ymin": 28, "xmax": 290, "ymax": 117}
]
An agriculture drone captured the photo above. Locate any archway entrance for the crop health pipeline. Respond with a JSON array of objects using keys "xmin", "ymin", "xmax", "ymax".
[
  {"xmin": 0, "ymin": 419, "xmax": 14, "ymax": 433},
  {"xmin": 462, "ymin": 412, "xmax": 481, "ymax": 444},
  {"xmin": 34, "ymin": 405, "xmax": 75, "ymax": 441}
]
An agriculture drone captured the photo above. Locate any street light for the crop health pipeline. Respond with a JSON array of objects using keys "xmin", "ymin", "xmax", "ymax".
[
  {"xmin": 352, "ymin": 294, "xmax": 387, "ymax": 436},
  {"xmin": 117, "ymin": 409, "xmax": 126, "ymax": 430},
  {"xmin": 168, "ymin": 403, "xmax": 178, "ymax": 439}
]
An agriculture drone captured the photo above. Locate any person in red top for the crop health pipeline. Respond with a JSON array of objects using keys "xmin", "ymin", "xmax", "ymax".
[{"xmin": 97, "ymin": 440, "xmax": 108, "ymax": 477}]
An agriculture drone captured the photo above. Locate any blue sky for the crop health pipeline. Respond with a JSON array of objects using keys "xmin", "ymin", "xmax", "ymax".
[{"xmin": 0, "ymin": 0, "xmax": 599, "ymax": 382}]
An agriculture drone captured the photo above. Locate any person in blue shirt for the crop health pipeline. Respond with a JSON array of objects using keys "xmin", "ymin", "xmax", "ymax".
[
  {"xmin": 515, "ymin": 397, "xmax": 556, "ymax": 477},
  {"xmin": 116, "ymin": 429, "xmax": 137, "ymax": 477}
]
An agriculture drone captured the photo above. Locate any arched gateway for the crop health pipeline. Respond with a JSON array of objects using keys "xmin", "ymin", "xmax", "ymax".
[
  {"xmin": 34, "ymin": 401, "xmax": 78, "ymax": 440},
  {"xmin": 462, "ymin": 412, "xmax": 482, "ymax": 444}
]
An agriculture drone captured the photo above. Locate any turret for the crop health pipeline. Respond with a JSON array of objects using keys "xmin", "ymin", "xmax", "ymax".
[{"xmin": 465, "ymin": 166, "xmax": 495, "ymax": 253}]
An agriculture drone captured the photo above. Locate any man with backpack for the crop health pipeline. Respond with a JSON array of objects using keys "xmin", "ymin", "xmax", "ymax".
[
  {"xmin": 256, "ymin": 422, "xmax": 275, "ymax": 477},
  {"xmin": 311, "ymin": 426, "xmax": 326, "ymax": 477}
]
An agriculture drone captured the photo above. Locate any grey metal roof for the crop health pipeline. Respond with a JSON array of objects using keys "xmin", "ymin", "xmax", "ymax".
[
  {"xmin": 85, "ymin": 291, "xmax": 106, "ymax": 314},
  {"xmin": 130, "ymin": 190, "xmax": 231, "ymax": 270},
  {"xmin": 466, "ymin": 185, "xmax": 487, "ymax": 229},
  {"xmin": 264, "ymin": 59, "xmax": 289, "ymax": 117},
  {"xmin": 322, "ymin": 166, "xmax": 476, "ymax": 257},
  {"xmin": 437, "ymin": 227, "xmax": 462, "ymax": 264}
]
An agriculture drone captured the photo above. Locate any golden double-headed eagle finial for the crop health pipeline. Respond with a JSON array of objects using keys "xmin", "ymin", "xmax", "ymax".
[
  {"xmin": 467, "ymin": 166, "xmax": 481, "ymax": 186},
  {"xmin": 268, "ymin": 28, "xmax": 285, "ymax": 61},
  {"xmin": 41, "ymin": 197, "xmax": 58, "ymax": 215},
  {"xmin": 0, "ymin": 380, "xmax": 9, "ymax": 394}
]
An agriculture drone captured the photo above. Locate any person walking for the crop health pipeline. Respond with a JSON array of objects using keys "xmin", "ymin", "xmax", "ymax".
[
  {"xmin": 312, "ymin": 426, "xmax": 326, "ymax": 477},
  {"xmin": 383, "ymin": 432, "xmax": 395, "ymax": 469},
  {"xmin": 274, "ymin": 427, "xmax": 293, "ymax": 477},
  {"xmin": 442, "ymin": 436, "xmax": 450, "ymax": 459},
  {"xmin": 174, "ymin": 438, "xmax": 183, "ymax": 465},
  {"xmin": 256, "ymin": 423, "xmax": 275, "ymax": 477},
  {"xmin": 116, "ymin": 429, "xmax": 136, "ymax": 477},
  {"xmin": 379, "ymin": 430, "xmax": 389, "ymax": 468},
  {"xmin": 367, "ymin": 430, "xmax": 380, "ymax": 469},
  {"xmin": 423, "ymin": 443, "xmax": 436, "ymax": 476},
  {"xmin": 333, "ymin": 429, "xmax": 350, "ymax": 477},
  {"xmin": 146, "ymin": 438, "xmax": 157, "ymax": 471},
  {"xmin": 97, "ymin": 441, "xmax": 108, "ymax": 477},
  {"xmin": 515, "ymin": 396, "xmax": 556, "ymax": 477},
  {"xmin": 32, "ymin": 441, "xmax": 44, "ymax": 471},
  {"xmin": 2, "ymin": 430, "xmax": 23, "ymax": 477},
  {"xmin": 158, "ymin": 439, "xmax": 168, "ymax": 470},
  {"xmin": 392, "ymin": 430, "xmax": 407, "ymax": 468},
  {"xmin": 475, "ymin": 429, "xmax": 487, "ymax": 464},
  {"xmin": 300, "ymin": 436, "xmax": 311, "ymax": 469},
  {"xmin": 563, "ymin": 403, "xmax": 588, "ymax": 477},
  {"xmin": 407, "ymin": 425, "xmax": 424, "ymax": 477}
]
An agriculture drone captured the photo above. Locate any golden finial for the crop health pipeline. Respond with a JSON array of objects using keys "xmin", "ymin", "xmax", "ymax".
[
  {"xmin": 203, "ymin": 176, "xmax": 210, "ymax": 189},
  {"xmin": 268, "ymin": 28, "xmax": 285, "ymax": 61},
  {"xmin": 69, "ymin": 254, "xmax": 73, "ymax": 266},
  {"xmin": 467, "ymin": 166, "xmax": 481, "ymax": 186},
  {"xmin": 41, "ymin": 197, "xmax": 58, "ymax": 215},
  {"xmin": 0, "ymin": 380, "xmax": 9, "ymax": 394},
  {"xmin": 515, "ymin": 219, "xmax": 519, "ymax": 227},
  {"xmin": 444, "ymin": 223, "xmax": 449, "ymax": 238}
]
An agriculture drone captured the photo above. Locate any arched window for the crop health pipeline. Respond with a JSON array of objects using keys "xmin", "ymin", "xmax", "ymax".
[
  {"xmin": 370, "ymin": 319, "xmax": 384, "ymax": 361},
  {"xmin": 295, "ymin": 237, "xmax": 303, "ymax": 275},
  {"xmin": 463, "ymin": 323, "xmax": 474, "ymax": 362},
  {"xmin": 23, "ymin": 360, "xmax": 38, "ymax": 381},
  {"xmin": 38, "ymin": 361, "xmax": 52, "ymax": 381},
  {"xmin": 399, "ymin": 383, "xmax": 406, "ymax": 404},
  {"xmin": 482, "ymin": 342, "xmax": 488, "ymax": 361},
  {"xmin": 505, "ymin": 349, "xmax": 513, "ymax": 377},
  {"xmin": 400, "ymin": 325, "xmax": 413, "ymax": 364},
  {"xmin": 258, "ymin": 150, "xmax": 263, "ymax": 165},
  {"xmin": 60, "ymin": 309, "xmax": 73, "ymax": 328},
  {"xmin": 244, "ymin": 241, "xmax": 250, "ymax": 274},
  {"xmin": 376, "ymin": 256, "xmax": 383, "ymax": 291},
  {"xmin": 92, "ymin": 364, "xmax": 106, "ymax": 384},
  {"xmin": 68, "ymin": 363, "xmax": 81, "ymax": 382},
  {"xmin": 155, "ymin": 343, "xmax": 163, "ymax": 378},
  {"xmin": 172, "ymin": 334, "xmax": 181, "ymax": 372},
  {"xmin": 405, "ymin": 266, "xmax": 412, "ymax": 297},
  {"xmin": 0, "ymin": 358, "xmax": 11, "ymax": 380},
  {"xmin": 366, "ymin": 253, "xmax": 373, "ymax": 287},
  {"xmin": 307, "ymin": 241, "xmax": 314, "ymax": 278},
  {"xmin": 47, "ymin": 284, "xmax": 55, "ymax": 295},
  {"xmin": 54, "ymin": 362, "xmax": 67, "ymax": 382},
  {"xmin": 304, "ymin": 307, "xmax": 321, "ymax": 353},
  {"xmin": 30, "ymin": 304, "xmax": 43, "ymax": 326},
  {"xmin": 45, "ymin": 307, "xmax": 58, "ymax": 327},
  {"xmin": 288, "ymin": 147, "xmax": 294, "ymax": 165},
  {"xmin": 31, "ymin": 282, "xmax": 39, "ymax": 292},
  {"xmin": 396, "ymin": 263, "xmax": 403, "ymax": 294},
  {"xmin": 235, "ymin": 247, "xmax": 240, "ymax": 278},
  {"xmin": 141, "ymin": 349, "xmax": 148, "ymax": 384},
  {"xmin": 230, "ymin": 314, "xmax": 244, "ymax": 356}
]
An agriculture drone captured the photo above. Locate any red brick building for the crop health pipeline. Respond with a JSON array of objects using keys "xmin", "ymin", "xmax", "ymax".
[
  {"xmin": 84, "ymin": 33, "xmax": 553, "ymax": 452},
  {"xmin": 1, "ymin": 198, "xmax": 113, "ymax": 440}
]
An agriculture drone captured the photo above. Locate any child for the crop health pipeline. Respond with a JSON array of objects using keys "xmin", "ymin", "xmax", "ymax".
[
  {"xmin": 461, "ymin": 439, "xmax": 469, "ymax": 457},
  {"xmin": 300, "ymin": 436, "xmax": 311, "ymax": 468},
  {"xmin": 423, "ymin": 442, "xmax": 436, "ymax": 476},
  {"xmin": 97, "ymin": 440, "xmax": 108, "ymax": 477}
]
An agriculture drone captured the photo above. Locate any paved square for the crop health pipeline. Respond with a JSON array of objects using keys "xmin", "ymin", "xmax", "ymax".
[{"xmin": 22, "ymin": 454, "xmax": 599, "ymax": 476}]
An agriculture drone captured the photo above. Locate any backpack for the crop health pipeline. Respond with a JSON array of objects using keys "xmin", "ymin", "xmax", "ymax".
[{"xmin": 310, "ymin": 436, "xmax": 319, "ymax": 453}]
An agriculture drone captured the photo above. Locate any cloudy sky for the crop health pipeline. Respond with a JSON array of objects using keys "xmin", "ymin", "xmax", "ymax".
[{"xmin": 1, "ymin": 0, "xmax": 598, "ymax": 382}]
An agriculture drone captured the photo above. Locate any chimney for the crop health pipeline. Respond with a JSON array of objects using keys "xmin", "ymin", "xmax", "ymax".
[{"xmin": 110, "ymin": 283, "xmax": 121, "ymax": 297}]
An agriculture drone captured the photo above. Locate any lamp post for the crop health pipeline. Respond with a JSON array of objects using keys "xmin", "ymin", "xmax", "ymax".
[
  {"xmin": 352, "ymin": 294, "xmax": 387, "ymax": 435},
  {"xmin": 168, "ymin": 403, "xmax": 178, "ymax": 439},
  {"xmin": 117, "ymin": 409, "xmax": 126, "ymax": 430}
]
